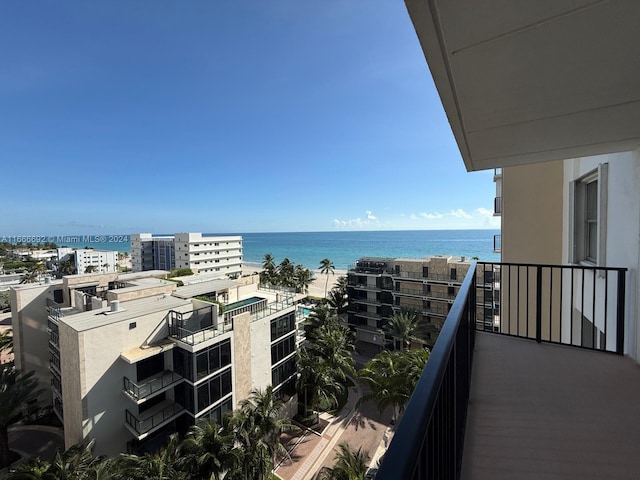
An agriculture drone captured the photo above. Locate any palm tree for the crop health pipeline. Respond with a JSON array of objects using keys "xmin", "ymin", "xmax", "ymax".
[
  {"xmin": 334, "ymin": 276, "xmax": 348, "ymax": 296},
  {"xmin": 303, "ymin": 304, "xmax": 336, "ymax": 343},
  {"xmin": 326, "ymin": 288, "xmax": 348, "ymax": 315},
  {"xmin": 297, "ymin": 349, "xmax": 344, "ymax": 414},
  {"xmin": 357, "ymin": 349, "xmax": 429, "ymax": 426},
  {"xmin": 0, "ymin": 368, "xmax": 43, "ymax": 467},
  {"xmin": 19, "ymin": 271, "xmax": 39, "ymax": 284},
  {"xmin": 46, "ymin": 440, "xmax": 104, "ymax": 480},
  {"xmin": 84, "ymin": 266, "xmax": 97, "ymax": 274},
  {"xmin": 316, "ymin": 442, "xmax": 370, "ymax": 480},
  {"xmin": 115, "ymin": 433, "xmax": 187, "ymax": 480},
  {"xmin": 261, "ymin": 254, "xmax": 277, "ymax": 285},
  {"xmin": 7, "ymin": 456, "xmax": 51, "ymax": 479},
  {"xmin": 229, "ymin": 387, "xmax": 294, "ymax": 479},
  {"xmin": 0, "ymin": 329, "xmax": 12, "ymax": 356},
  {"xmin": 319, "ymin": 258, "xmax": 335, "ymax": 297},
  {"xmin": 181, "ymin": 418, "xmax": 238, "ymax": 480},
  {"xmin": 58, "ymin": 255, "xmax": 76, "ymax": 275},
  {"xmin": 383, "ymin": 311, "xmax": 426, "ymax": 351},
  {"xmin": 277, "ymin": 258, "xmax": 295, "ymax": 288},
  {"xmin": 309, "ymin": 323, "xmax": 356, "ymax": 381},
  {"xmin": 294, "ymin": 265, "xmax": 314, "ymax": 294}
]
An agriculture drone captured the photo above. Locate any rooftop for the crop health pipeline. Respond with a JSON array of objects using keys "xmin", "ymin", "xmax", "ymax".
[
  {"xmin": 173, "ymin": 278, "xmax": 238, "ymax": 299},
  {"xmin": 60, "ymin": 294, "xmax": 191, "ymax": 332}
]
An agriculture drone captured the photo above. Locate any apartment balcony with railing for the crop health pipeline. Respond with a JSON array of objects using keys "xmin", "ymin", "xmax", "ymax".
[
  {"xmin": 348, "ymin": 260, "xmax": 391, "ymax": 275},
  {"xmin": 395, "ymin": 271, "xmax": 463, "ymax": 284},
  {"xmin": 395, "ymin": 287, "xmax": 458, "ymax": 302},
  {"xmin": 123, "ymin": 371, "xmax": 184, "ymax": 404},
  {"xmin": 376, "ymin": 261, "xmax": 636, "ymax": 479},
  {"xmin": 124, "ymin": 400, "xmax": 185, "ymax": 440},
  {"xmin": 493, "ymin": 234, "xmax": 501, "ymax": 254},
  {"xmin": 169, "ymin": 290, "xmax": 295, "ymax": 346}
]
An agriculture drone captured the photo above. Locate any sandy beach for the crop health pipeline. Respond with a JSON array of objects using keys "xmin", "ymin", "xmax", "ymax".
[{"xmin": 241, "ymin": 264, "xmax": 347, "ymax": 298}]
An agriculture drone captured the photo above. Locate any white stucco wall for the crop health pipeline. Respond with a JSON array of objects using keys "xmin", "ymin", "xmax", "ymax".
[{"xmin": 563, "ymin": 149, "xmax": 640, "ymax": 361}]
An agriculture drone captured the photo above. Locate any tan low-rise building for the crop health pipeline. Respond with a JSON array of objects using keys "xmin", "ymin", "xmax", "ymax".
[{"xmin": 11, "ymin": 271, "xmax": 302, "ymax": 456}]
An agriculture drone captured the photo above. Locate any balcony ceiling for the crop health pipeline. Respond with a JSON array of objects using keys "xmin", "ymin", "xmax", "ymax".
[{"xmin": 405, "ymin": 0, "xmax": 640, "ymax": 171}]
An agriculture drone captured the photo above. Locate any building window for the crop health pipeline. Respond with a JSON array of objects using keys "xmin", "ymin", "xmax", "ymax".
[{"xmin": 573, "ymin": 164, "xmax": 607, "ymax": 265}]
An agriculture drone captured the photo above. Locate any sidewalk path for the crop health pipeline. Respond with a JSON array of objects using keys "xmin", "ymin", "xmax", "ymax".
[{"xmin": 275, "ymin": 381, "xmax": 392, "ymax": 480}]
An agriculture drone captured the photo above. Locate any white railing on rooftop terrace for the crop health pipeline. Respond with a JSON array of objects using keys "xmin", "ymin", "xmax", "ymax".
[
  {"xmin": 251, "ymin": 296, "xmax": 296, "ymax": 322},
  {"xmin": 170, "ymin": 322, "xmax": 233, "ymax": 346}
]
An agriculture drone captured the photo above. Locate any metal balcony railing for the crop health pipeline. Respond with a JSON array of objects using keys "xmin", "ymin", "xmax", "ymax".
[
  {"xmin": 123, "ymin": 371, "xmax": 183, "ymax": 402},
  {"xmin": 494, "ymin": 196, "xmax": 502, "ymax": 215},
  {"xmin": 376, "ymin": 261, "xmax": 627, "ymax": 479},
  {"xmin": 494, "ymin": 234, "xmax": 501, "ymax": 253},
  {"xmin": 395, "ymin": 271, "xmax": 462, "ymax": 283},
  {"xmin": 476, "ymin": 262, "xmax": 627, "ymax": 353},
  {"xmin": 125, "ymin": 401, "xmax": 185, "ymax": 437},
  {"xmin": 395, "ymin": 288, "xmax": 457, "ymax": 300},
  {"xmin": 377, "ymin": 262, "xmax": 477, "ymax": 479}
]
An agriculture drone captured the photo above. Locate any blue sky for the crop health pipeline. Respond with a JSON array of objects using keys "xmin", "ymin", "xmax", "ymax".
[{"xmin": 0, "ymin": 1, "xmax": 499, "ymax": 235}]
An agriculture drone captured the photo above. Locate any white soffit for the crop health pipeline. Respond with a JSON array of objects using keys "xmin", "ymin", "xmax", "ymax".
[{"xmin": 405, "ymin": 0, "xmax": 640, "ymax": 171}]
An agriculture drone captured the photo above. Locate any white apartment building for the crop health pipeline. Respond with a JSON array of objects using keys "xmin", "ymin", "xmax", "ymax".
[
  {"xmin": 11, "ymin": 271, "xmax": 301, "ymax": 456},
  {"xmin": 75, "ymin": 249, "xmax": 118, "ymax": 274},
  {"xmin": 131, "ymin": 233, "xmax": 243, "ymax": 279}
]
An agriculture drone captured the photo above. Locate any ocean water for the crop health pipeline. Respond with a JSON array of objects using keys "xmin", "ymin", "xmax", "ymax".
[
  {"xmin": 240, "ymin": 230, "xmax": 500, "ymax": 270},
  {"xmin": 49, "ymin": 229, "xmax": 500, "ymax": 271}
]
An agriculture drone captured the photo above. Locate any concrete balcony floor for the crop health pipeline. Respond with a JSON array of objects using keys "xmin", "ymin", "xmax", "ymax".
[{"xmin": 462, "ymin": 332, "xmax": 640, "ymax": 480}]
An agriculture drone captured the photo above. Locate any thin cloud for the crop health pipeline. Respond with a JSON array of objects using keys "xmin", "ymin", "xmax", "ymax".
[
  {"xmin": 449, "ymin": 209, "xmax": 472, "ymax": 219},
  {"xmin": 333, "ymin": 210, "xmax": 382, "ymax": 229},
  {"xmin": 420, "ymin": 212, "xmax": 444, "ymax": 219}
]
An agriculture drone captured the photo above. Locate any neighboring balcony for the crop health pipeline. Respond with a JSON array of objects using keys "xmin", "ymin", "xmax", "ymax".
[
  {"xmin": 493, "ymin": 234, "xmax": 501, "ymax": 253},
  {"xmin": 123, "ymin": 371, "xmax": 184, "ymax": 404},
  {"xmin": 395, "ymin": 271, "xmax": 463, "ymax": 284},
  {"xmin": 125, "ymin": 400, "xmax": 185, "ymax": 440},
  {"xmin": 377, "ymin": 262, "xmax": 634, "ymax": 479},
  {"xmin": 494, "ymin": 196, "xmax": 502, "ymax": 215}
]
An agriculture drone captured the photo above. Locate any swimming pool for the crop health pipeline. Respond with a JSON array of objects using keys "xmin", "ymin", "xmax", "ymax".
[{"xmin": 225, "ymin": 296, "xmax": 265, "ymax": 311}]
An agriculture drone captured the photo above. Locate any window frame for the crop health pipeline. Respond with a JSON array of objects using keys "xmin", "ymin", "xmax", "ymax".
[{"xmin": 571, "ymin": 164, "xmax": 608, "ymax": 266}]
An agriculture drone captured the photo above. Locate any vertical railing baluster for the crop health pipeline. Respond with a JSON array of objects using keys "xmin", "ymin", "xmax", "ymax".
[
  {"xmin": 548, "ymin": 266, "xmax": 553, "ymax": 342},
  {"xmin": 517, "ymin": 265, "xmax": 520, "ymax": 337},
  {"xmin": 536, "ymin": 266, "xmax": 542, "ymax": 343},
  {"xmin": 617, "ymin": 269, "xmax": 626, "ymax": 355},
  {"xmin": 592, "ymin": 269, "xmax": 597, "ymax": 349},
  {"xmin": 526, "ymin": 265, "xmax": 530, "ymax": 337},
  {"xmin": 604, "ymin": 271, "xmax": 609, "ymax": 349},
  {"xmin": 570, "ymin": 267, "xmax": 575, "ymax": 345},
  {"xmin": 559, "ymin": 266, "xmax": 563, "ymax": 343},
  {"xmin": 581, "ymin": 268, "xmax": 585, "ymax": 348}
]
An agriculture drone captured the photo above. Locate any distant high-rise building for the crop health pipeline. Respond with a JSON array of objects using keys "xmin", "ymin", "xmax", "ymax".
[{"xmin": 131, "ymin": 233, "xmax": 242, "ymax": 278}]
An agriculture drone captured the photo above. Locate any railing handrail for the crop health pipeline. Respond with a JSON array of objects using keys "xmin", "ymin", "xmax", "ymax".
[
  {"xmin": 123, "ymin": 371, "xmax": 183, "ymax": 400},
  {"xmin": 477, "ymin": 262, "xmax": 627, "ymax": 355},
  {"xmin": 480, "ymin": 261, "xmax": 626, "ymax": 273},
  {"xmin": 377, "ymin": 262, "xmax": 477, "ymax": 479}
]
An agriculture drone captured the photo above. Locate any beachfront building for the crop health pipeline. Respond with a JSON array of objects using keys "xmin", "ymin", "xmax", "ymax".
[
  {"xmin": 61, "ymin": 248, "xmax": 118, "ymax": 274},
  {"xmin": 131, "ymin": 233, "xmax": 243, "ymax": 278},
  {"xmin": 10, "ymin": 270, "xmax": 301, "ymax": 456},
  {"xmin": 347, "ymin": 256, "xmax": 492, "ymax": 349},
  {"xmin": 376, "ymin": 2, "xmax": 640, "ymax": 478}
]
